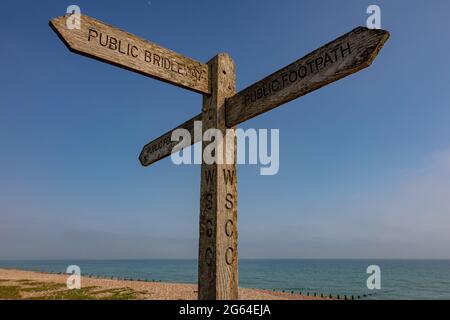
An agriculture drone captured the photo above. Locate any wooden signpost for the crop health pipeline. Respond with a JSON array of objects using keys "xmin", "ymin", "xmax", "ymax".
[
  {"xmin": 50, "ymin": 14, "xmax": 209, "ymax": 94},
  {"xmin": 50, "ymin": 13, "xmax": 389, "ymax": 300},
  {"xmin": 139, "ymin": 26, "xmax": 389, "ymax": 165}
]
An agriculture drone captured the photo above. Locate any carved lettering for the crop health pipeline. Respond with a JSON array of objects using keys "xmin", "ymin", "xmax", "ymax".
[
  {"xmin": 242, "ymin": 42, "xmax": 352, "ymax": 106},
  {"xmin": 205, "ymin": 169, "xmax": 215, "ymax": 185},
  {"xmin": 206, "ymin": 220, "xmax": 213, "ymax": 237},
  {"xmin": 225, "ymin": 193, "xmax": 233, "ymax": 210},
  {"xmin": 85, "ymin": 28, "xmax": 202, "ymax": 82},
  {"xmin": 205, "ymin": 248, "xmax": 213, "ymax": 266},
  {"xmin": 225, "ymin": 220, "xmax": 234, "ymax": 237},
  {"xmin": 225, "ymin": 247, "xmax": 234, "ymax": 265},
  {"xmin": 205, "ymin": 193, "xmax": 213, "ymax": 211},
  {"xmin": 223, "ymin": 169, "xmax": 234, "ymax": 185}
]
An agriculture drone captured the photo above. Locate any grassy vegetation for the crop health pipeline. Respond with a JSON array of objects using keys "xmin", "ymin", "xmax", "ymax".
[
  {"xmin": 21, "ymin": 282, "xmax": 67, "ymax": 292},
  {"xmin": 93, "ymin": 287, "xmax": 138, "ymax": 300},
  {"xmin": 16, "ymin": 279, "xmax": 34, "ymax": 283},
  {"xmin": 0, "ymin": 286, "xmax": 22, "ymax": 299},
  {"xmin": 38, "ymin": 286, "xmax": 99, "ymax": 300},
  {"xmin": 0, "ymin": 279, "xmax": 145, "ymax": 300}
]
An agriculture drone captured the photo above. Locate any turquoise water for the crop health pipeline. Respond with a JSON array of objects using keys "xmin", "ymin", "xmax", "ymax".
[{"xmin": 0, "ymin": 259, "xmax": 449, "ymax": 299}]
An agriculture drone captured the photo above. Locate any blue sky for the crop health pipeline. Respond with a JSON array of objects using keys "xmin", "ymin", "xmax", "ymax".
[{"xmin": 1, "ymin": 0, "xmax": 450, "ymax": 259}]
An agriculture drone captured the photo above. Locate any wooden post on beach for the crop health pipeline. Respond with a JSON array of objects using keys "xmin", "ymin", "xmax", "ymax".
[
  {"xmin": 50, "ymin": 12, "xmax": 389, "ymax": 300},
  {"xmin": 198, "ymin": 54, "xmax": 238, "ymax": 300}
]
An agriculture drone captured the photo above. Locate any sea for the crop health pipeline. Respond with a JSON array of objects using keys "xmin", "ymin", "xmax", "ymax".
[{"xmin": 0, "ymin": 259, "xmax": 449, "ymax": 300}]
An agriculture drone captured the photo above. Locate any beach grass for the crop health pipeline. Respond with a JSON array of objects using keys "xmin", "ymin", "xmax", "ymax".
[
  {"xmin": 38, "ymin": 286, "xmax": 99, "ymax": 300},
  {"xmin": 0, "ymin": 279, "xmax": 144, "ymax": 300},
  {"xmin": 0, "ymin": 285, "xmax": 22, "ymax": 299},
  {"xmin": 21, "ymin": 282, "xmax": 67, "ymax": 292}
]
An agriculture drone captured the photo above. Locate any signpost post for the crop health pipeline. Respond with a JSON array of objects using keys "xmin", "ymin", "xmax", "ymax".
[{"xmin": 50, "ymin": 13, "xmax": 389, "ymax": 300}]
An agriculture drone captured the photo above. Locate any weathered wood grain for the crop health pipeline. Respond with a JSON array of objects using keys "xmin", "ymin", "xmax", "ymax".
[
  {"xmin": 50, "ymin": 14, "xmax": 210, "ymax": 94},
  {"xmin": 139, "ymin": 114, "xmax": 202, "ymax": 166},
  {"xmin": 198, "ymin": 54, "xmax": 238, "ymax": 300},
  {"xmin": 225, "ymin": 27, "xmax": 389, "ymax": 127}
]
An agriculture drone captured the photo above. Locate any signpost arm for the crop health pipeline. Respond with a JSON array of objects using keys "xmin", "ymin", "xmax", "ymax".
[
  {"xmin": 198, "ymin": 54, "xmax": 238, "ymax": 300},
  {"xmin": 139, "ymin": 113, "xmax": 202, "ymax": 166}
]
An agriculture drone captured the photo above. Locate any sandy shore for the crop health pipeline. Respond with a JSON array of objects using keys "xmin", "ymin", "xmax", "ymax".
[{"xmin": 0, "ymin": 268, "xmax": 329, "ymax": 300}]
